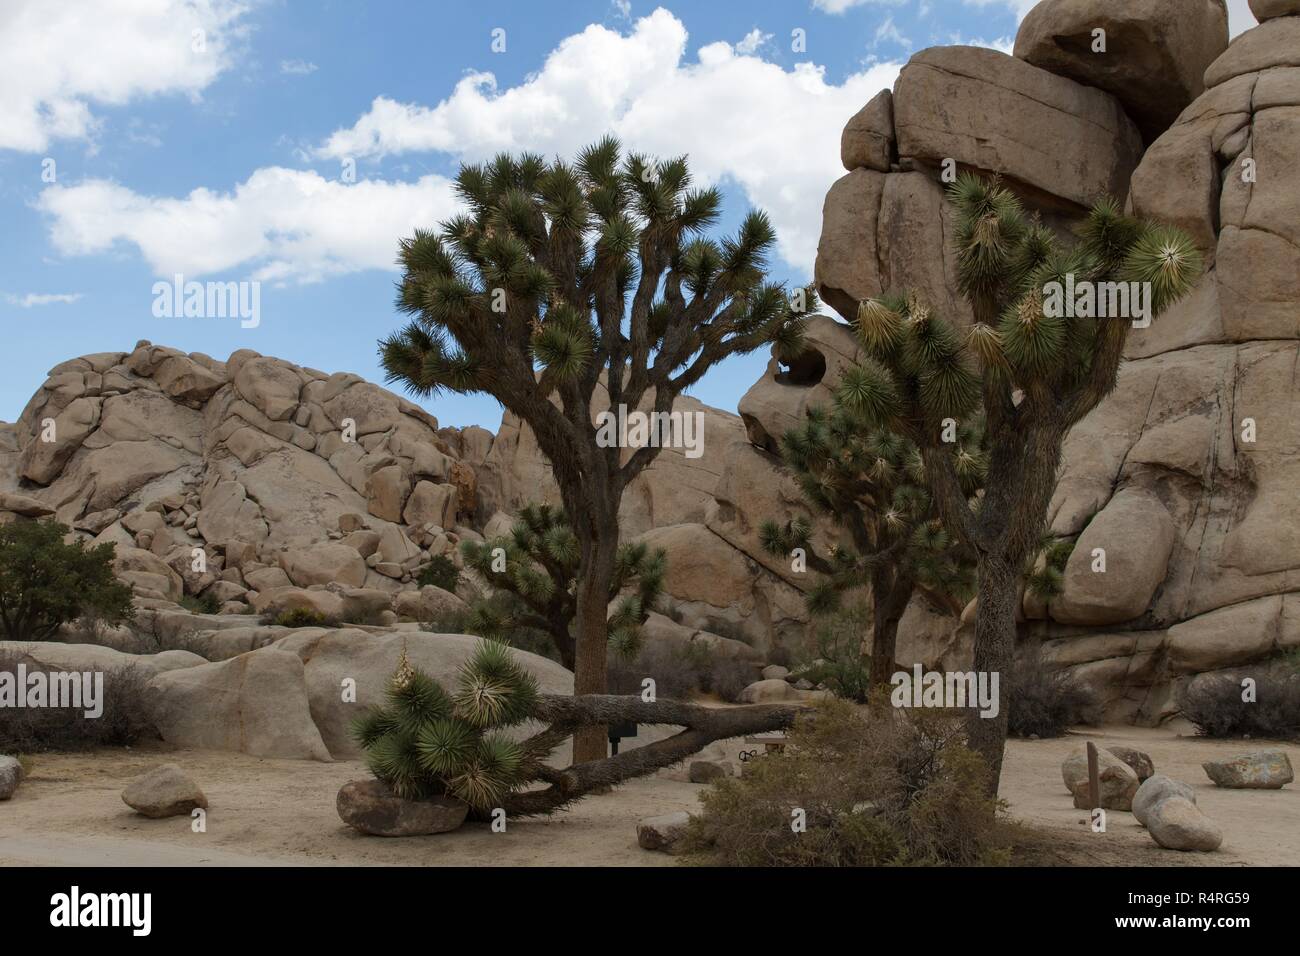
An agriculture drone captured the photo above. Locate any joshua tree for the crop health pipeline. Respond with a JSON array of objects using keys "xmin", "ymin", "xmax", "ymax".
[
  {"xmin": 380, "ymin": 139, "xmax": 808, "ymax": 761},
  {"xmin": 759, "ymin": 402, "xmax": 983, "ymax": 685},
  {"xmin": 354, "ymin": 641, "xmax": 804, "ymax": 816},
  {"xmin": 0, "ymin": 519, "xmax": 134, "ymax": 641},
  {"xmin": 834, "ymin": 174, "xmax": 1201, "ymax": 791},
  {"xmin": 460, "ymin": 503, "xmax": 665, "ymax": 670}
]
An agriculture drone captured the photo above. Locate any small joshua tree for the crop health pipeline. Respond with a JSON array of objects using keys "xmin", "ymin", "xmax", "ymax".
[
  {"xmin": 351, "ymin": 640, "xmax": 541, "ymax": 811},
  {"xmin": 831, "ymin": 173, "xmax": 1201, "ymax": 791},
  {"xmin": 460, "ymin": 503, "xmax": 666, "ymax": 670},
  {"xmin": 759, "ymin": 401, "xmax": 983, "ymax": 686},
  {"xmin": 380, "ymin": 139, "xmax": 808, "ymax": 761}
]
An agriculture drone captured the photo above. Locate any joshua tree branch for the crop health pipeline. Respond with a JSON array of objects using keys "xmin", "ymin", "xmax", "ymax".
[{"xmin": 503, "ymin": 695, "xmax": 805, "ymax": 816}]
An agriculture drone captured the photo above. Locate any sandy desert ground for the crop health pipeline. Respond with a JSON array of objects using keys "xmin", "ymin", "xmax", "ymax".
[{"xmin": 1, "ymin": 724, "xmax": 1296, "ymax": 867}]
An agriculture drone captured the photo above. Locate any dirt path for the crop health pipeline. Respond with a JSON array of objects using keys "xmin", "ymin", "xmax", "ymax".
[{"xmin": 2, "ymin": 726, "xmax": 1295, "ymax": 866}]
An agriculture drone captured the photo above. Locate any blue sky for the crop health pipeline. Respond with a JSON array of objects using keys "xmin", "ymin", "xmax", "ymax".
[{"xmin": 0, "ymin": 0, "xmax": 1257, "ymax": 430}]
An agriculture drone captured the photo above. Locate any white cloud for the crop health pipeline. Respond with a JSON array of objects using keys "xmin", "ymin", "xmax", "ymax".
[
  {"xmin": 874, "ymin": 16, "xmax": 912, "ymax": 48},
  {"xmin": 37, "ymin": 169, "xmax": 460, "ymax": 284},
  {"xmin": 960, "ymin": 0, "xmax": 1039, "ymax": 17},
  {"xmin": 735, "ymin": 28, "xmax": 773, "ymax": 55},
  {"xmin": 0, "ymin": 0, "xmax": 251, "ymax": 153},
  {"xmin": 313, "ymin": 8, "xmax": 901, "ymax": 275},
  {"xmin": 280, "ymin": 59, "xmax": 318, "ymax": 76},
  {"xmin": 811, "ymin": 0, "xmax": 905, "ymax": 13},
  {"xmin": 4, "ymin": 292, "xmax": 84, "ymax": 308},
  {"xmin": 943, "ymin": 33, "xmax": 1015, "ymax": 55}
]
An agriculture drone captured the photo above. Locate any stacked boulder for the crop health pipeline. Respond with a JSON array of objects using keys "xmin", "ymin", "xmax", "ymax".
[{"xmin": 802, "ymin": 0, "xmax": 1300, "ymax": 722}]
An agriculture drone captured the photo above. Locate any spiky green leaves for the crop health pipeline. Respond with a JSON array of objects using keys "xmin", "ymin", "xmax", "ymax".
[
  {"xmin": 837, "ymin": 358, "xmax": 901, "ymax": 426},
  {"xmin": 352, "ymin": 640, "xmax": 543, "ymax": 811},
  {"xmin": 949, "ymin": 173, "xmax": 1029, "ymax": 307},
  {"xmin": 531, "ymin": 302, "xmax": 594, "ymax": 384},
  {"xmin": 1121, "ymin": 224, "xmax": 1203, "ymax": 315}
]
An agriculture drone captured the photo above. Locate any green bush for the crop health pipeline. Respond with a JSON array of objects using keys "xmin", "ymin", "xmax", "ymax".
[
  {"xmin": 1178, "ymin": 662, "xmax": 1300, "ymax": 740},
  {"xmin": 271, "ymin": 607, "xmax": 328, "ymax": 628},
  {"xmin": 792, "ymin": 604, "xmax": 874, "ymax": 703},
  {"xmin": 0, "ymin": 519, "xmax": 134, "ymax": 641},
  {"xmin": 681, "ymin": 699, "xmax": 1009, "ymax": 866},
  {"xmin": 416, "ymin": 555, "xmax": 460, "ymax": 592},
  {"xmin": 1005, "ymin": 651, "xmax": 1101, "ymax": 738},
  {"xmin": 180, "ymin": 593, "xmax": 220, "ymax": 615}
]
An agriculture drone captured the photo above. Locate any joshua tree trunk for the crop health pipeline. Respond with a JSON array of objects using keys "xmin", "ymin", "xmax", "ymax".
[
  {"xmin": 868, "ymin": 567, "xmax": 914, "ymax": 687},
  {"xmin": 965, "ymin": 552, "xmax": 1018, "ymax": 795},
  {"xmin": 569, "ymin": 513, "xmax": 620, "ymax": 765}
]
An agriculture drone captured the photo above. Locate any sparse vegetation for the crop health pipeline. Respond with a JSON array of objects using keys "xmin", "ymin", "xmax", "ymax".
[
  {"xmin": 270, "ymin": 607, "xmax": 329, "ymax": 628},
  {"xmin": 1004, "ymin": 651, "xmax": 1101, "ymax": 738},
  {"xmin": 0, "ymin": 651, "xmax": 155, "ymax": 753},
  {"xmin": 1178, "ymin": 662, "xmax": 1300, "ymax": 740},
  {"xmin": 608, "ymin": 639, "xmax": 758, "ymax": 703},
  {"xmin": 416, "ymin": 555, "xmax": 460, "ymax": 592},
  {"xmin": 180, "ymin": 593, "xmax": 221, "ymax": 615},
  {"xmin": 792, "ymin": 603, "xmax": 875, "ymax": 703},
  {"xmin": 681, "ymin": 699, "xmax": 1009, "ymax": 866}
]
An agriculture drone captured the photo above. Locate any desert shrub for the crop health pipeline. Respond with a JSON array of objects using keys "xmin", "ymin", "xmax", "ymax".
[
  {"xmin": 1178, "ymin": 663, "xmax": 1300, "ymax": 739},
  {"xmin": 0, "ymin": 519, "xmax": 135, "ymax": 641},
  {"xmin": 792, "ymin": 604, "xmax": 874, "ymax": 703},
  {"xmin": 681, "ymin": 699, "xmax": 1008, "ymax": 866},
  {"xmin": 416, "ymin": 555, "xmax": 460, "ymax": 592},
  {"xmin": 0, "ymin": 651, "xmax": 156, "ymax": 752},
  {"xmin": 608, "ymin": 640, "xmax": 759, "ymax": 703},
  {"xmin": 180, "ymin": 593, "xmax": 220, "ymax": 615},
  {"xmin": 1005, "ymin": 651, "xmax": 1101, "ymax": 738},
  {"xmin": 270, "ymin": 607, "xmax": 329, "ymax": 628}
]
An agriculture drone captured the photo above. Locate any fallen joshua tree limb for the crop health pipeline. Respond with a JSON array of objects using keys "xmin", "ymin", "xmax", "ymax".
[
  {"xmin": 348, "ymin": 641, "xmax": 806, "ymax": 826},
  {"xmin": 504, "ymin": 694, "xmax": 806, "ymax": 816}
]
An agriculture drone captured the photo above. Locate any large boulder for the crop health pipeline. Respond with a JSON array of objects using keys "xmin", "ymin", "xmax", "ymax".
[
  {"xmin": 336, "ymin": 779, "xmax": 468, "ymax": 836},
  {"xmin": 1147, "ymin": 796, "xmax": 1223, "ymax": 851},
  {"xmin": 1250, "ymin": 0, "xmax": 1300, "ymax": 18},
  {"xmin": 0, "ymin": 756, "xmax": 23, "ymax": 800},
  {"xmin": 121, "ymin": 764, "xmax": 208, "ymax": 819},
  {"xmin": 1050, "ymin": 489, "xmax": 1176, "ymax": 626},
  {"xmin": 1203, "ymin": 751, "xmax": 1294, "ymax": 789},
  {"xmin": 892, "ymin": 46, "xmax": 1143, "ymax": 209},
  {"xmin": 278, "ymin": 543, "xmax": 367, "ymax": 588},
  {"xmin": 1014, "ymin": 0, "xmax": 1229, "ymax": 141},
  {"xmin": 841, "ymin": 89, "xmax": 894, "ymax": 172},
  {"xmin": 147, "ymin": 648, "xmax": 333, "ymax": 761},
  {"xmin": 1132, "ymin": 774, "xmax": 1198, "ymax": 827}
]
